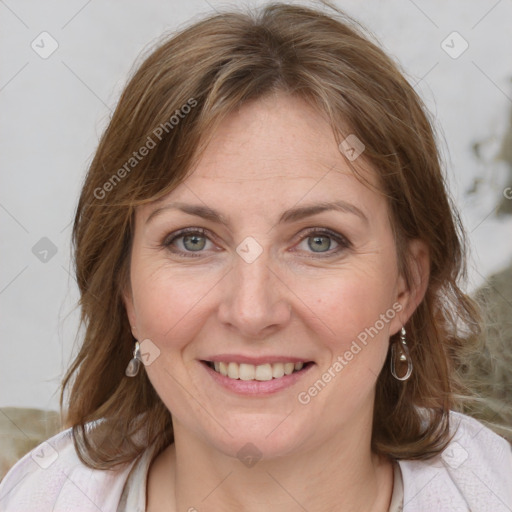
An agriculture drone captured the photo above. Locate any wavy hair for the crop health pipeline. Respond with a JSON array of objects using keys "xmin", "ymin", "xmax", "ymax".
[{"xmin": 61, "ymin": 1, "xmax": 485, "ymax": 469}]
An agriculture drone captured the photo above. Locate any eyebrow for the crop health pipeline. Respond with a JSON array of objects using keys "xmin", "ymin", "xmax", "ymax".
[
  {"xmin": 279, "ymin": 200, "xmax": 368, "ymax": 224},
  {"xmin": 146, "ymin": 202, "xmax": 230, "ymax": 227},
  {"xmin": 145, "ymin": 200, "xmax": 368, "ymax": 226}
]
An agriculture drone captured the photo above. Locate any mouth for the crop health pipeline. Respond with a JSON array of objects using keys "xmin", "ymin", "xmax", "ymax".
[
  {"xmin": 202, "ymin": 360, "xmax": 313, "ymax": 381},
  {"xmin": 200, "ymin": 359, "xmax": 314, "ymax": 395}
]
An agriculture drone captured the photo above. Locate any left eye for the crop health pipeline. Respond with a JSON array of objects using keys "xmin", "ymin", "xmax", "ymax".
[
  {"xmin": 299, "ymin": 235, "xmax": 338, "ymax": 252},
  {"xmin": 296, "ymin": 231, "xmax": 344, "ymax": 254}
]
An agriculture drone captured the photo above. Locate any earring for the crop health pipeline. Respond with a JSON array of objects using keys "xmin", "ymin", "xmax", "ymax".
[
  {"xmin": 125, "ymin": 341, "xmax": 142, "ymax": 377},
  {"xmin": 390, "ymin": 327, "xmax": 413, "ymax": 381}
]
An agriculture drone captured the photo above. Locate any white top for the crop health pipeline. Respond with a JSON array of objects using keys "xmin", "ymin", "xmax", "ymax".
[{"xmin": 0, "ymin": 411, "xmax": 510, "ymax": 511}]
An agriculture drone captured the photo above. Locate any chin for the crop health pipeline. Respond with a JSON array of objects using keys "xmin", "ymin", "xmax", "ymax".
[{"xmin": 197, "ymin": 412, "xmax": 314, "ymax": 463}]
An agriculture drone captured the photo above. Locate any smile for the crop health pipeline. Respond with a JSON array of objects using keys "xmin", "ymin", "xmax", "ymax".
[
  {"xmin": 205, "ymin": 361, "xmax": 309, "ymax": 381},
  {"xmin": 200, "ymin": 356, "xmax": 315, "ymax": 395}
]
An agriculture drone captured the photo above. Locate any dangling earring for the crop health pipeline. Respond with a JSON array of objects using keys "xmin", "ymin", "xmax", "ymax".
[
  {"xmin": 125, "ymin": 341, "xmax": 142, "ymax": 377},
  {"xmin": 390, "ymin": 327, "xmax": 413, "ymax": 381}
]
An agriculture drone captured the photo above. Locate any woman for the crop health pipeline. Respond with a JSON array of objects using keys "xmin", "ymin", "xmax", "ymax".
[{"xmin": 1, "ymin": 2, "xmax": 511, "ymax": 511}]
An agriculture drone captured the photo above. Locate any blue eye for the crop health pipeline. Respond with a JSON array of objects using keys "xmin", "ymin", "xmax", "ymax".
[
  {"xmin": 296, "ymin": 229, "xmax": 349, "ymax": 256},
  {"xmin": 162, "ymin": 227, "xmax": 350, "ymax": 258},
  {"xmin": 163, "ymin": 228, "xmax": 213, "ymax": 256},
  {"xmin": 307, "ymin": 234, "xmax": 335, "ymax": 252},
  {"xmin": 182, "ymin": 233, "xmax": 207, "ymax": 251}
]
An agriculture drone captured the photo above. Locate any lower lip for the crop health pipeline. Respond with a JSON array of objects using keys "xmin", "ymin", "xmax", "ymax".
[{"xmin": 201, "ymin": 361, "xmax": 314, "ymax": 395}]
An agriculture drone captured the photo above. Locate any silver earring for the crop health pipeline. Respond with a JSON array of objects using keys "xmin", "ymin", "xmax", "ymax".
[
  {"xmin": 125, "ymin": 341, "xmax": 142, "ymax": 377},
  {"xmin": 390, "ymin": 327, "xmax": 413, "ymax": 381}
]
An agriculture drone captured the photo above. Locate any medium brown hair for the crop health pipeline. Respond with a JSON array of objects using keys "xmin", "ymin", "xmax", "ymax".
[{"xmin": 61, "ymin": 1, "xmax": 482, "ymax": 468}]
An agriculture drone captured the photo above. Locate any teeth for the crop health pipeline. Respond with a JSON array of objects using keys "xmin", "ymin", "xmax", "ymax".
[
  {"xmin": 239, "ymin": 363, "xmax": 255, "ymax": 381},
  {"xmin": 255, "ymin": 364, "xmax": 273, "ymax": 381},
  {"xmin": 272, "ymin": 362, "xmax": 284, "ymax": 378},
  {"xmin": 210, "ymin": 361, "xmax": 306, "ymax": 380},
  {"xmin": 284, "ymin": 362, "xmax": 295, "ymax": 375},
  {"xmin": 227, "ymin": 362, "xmax": 239, "ymax": 379}
]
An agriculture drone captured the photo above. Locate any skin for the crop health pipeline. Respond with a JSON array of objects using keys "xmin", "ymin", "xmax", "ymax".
[{"xmin": 123, "ymin": 92, "xmax": 429, "ymax": 511}]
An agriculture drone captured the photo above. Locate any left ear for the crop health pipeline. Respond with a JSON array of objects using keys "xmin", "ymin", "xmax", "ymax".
[{"xmin": 390, "ymin": 238, "xmax": 430, "ymax": 336}]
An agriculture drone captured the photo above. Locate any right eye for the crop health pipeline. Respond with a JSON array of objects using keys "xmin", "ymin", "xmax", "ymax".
[{"xmin": 162, "ymin": 227, "xmax": 217, "ymax": 256}]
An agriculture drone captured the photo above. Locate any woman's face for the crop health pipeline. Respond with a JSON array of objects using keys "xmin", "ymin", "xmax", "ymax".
[{"xmin": 124, "ymin": 93, "xmax": 422, "ymax": 460}]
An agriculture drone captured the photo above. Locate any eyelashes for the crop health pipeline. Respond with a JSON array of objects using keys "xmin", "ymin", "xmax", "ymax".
[
  {"xmin": 161, "ymin": 227, "xmax": 213, "ymax": 257},
  {"xmin": 291, "ymin": 227, "xmax": 351, "ymax": 257},
  {"xmin": 161, "ymin": 226, "xmax": 351, "ymax": 258}
]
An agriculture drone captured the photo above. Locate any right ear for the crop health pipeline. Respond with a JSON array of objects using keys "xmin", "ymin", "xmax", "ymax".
[{"xmin": 122, "ymin": 284, "xmax": 139, "ymax": 339}]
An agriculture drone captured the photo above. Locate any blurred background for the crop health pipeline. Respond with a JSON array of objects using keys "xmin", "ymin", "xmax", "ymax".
[{"xmin": 1, "ymin": 0, "xmax": 511, "ymax": 477}]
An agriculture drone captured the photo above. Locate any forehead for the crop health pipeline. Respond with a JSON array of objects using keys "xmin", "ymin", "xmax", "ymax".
[
  {"xmin": 142, "ymin": 93, "xmax": 384, "ymax": 219},
  {"xmin": 190, "ymin": 93, "xmax": 367, "ymax": 180}
]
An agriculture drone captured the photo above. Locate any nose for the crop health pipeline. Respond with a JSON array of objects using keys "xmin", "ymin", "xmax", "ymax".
[{"xmin": 217, "ymin": 248, "xmax": 292, "ymax": 339}]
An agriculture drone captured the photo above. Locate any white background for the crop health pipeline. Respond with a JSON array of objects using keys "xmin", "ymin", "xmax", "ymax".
[{"xmin": 1, "ymin": 0, "xmax": 511, "ymax": 411}]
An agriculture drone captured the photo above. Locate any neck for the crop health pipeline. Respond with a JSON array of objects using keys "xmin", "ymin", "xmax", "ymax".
[{"xmin": 158, "ymin": 413, "xmax": 394, "ymax": 512}]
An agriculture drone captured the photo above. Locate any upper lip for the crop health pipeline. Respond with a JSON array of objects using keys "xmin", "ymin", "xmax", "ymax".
[{"xmin": 202, "ymin": 354, "xmax": 312, "ymax": 365}]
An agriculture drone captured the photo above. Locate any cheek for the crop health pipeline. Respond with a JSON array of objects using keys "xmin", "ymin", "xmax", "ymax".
[
  {"xmin": 306, "ymin": 267, "xmax": 398, "ymax": 339},
  {"xmin": 298, "ymin": 264, "xmax": 399, "ymax": 390},
  {"xmin": 130, "ymin": 258, "xmax": 220, "ymax": 342}
]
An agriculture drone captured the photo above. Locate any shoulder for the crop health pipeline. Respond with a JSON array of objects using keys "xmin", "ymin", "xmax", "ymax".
[
  {"xmin": 398, "ymin": 410, "xmax": 512, "ymax": 512},
  {"xmin": 0, "ymin": 424, "xmax": 139, "ymax": 512}
]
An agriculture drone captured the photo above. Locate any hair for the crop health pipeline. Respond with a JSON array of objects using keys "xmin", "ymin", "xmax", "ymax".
[{"xmin": 60, "ymin": 1, "xmax": 485, "ymax": 469}]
